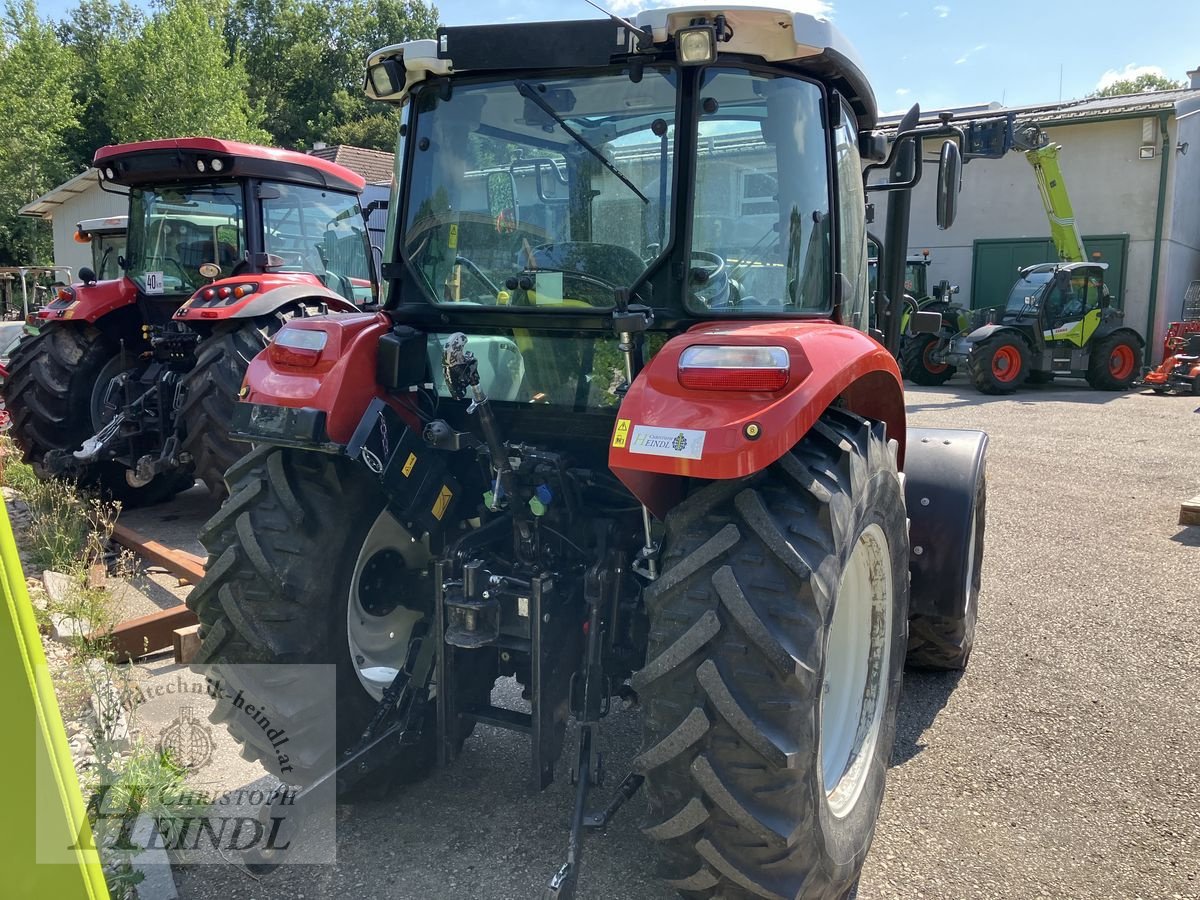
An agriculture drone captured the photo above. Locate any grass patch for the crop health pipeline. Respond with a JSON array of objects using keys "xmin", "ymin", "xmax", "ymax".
[
  {"xmin": 88, "ymin": 741, "xmax": 209, "ymax": 899},
  {"xmin": 1, "ymin": 441, "xmax": 40, "ymax": 495}
]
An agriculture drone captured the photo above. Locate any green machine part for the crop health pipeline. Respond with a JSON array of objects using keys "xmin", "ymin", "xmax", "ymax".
[{"xmin": 1025, "ymin": 144, "xmax": 1086, "ymax": 264}]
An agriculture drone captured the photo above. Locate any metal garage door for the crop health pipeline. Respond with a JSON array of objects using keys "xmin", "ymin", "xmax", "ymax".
[{"xmin": 971, "ymin": 235, "xmax": 1128, "ymax": 309}]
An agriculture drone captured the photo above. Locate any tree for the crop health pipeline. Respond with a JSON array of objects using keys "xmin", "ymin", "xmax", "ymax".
[
  {"xmin": 0, "ymin": 0, "xmax": 81, "ymax": 265},
  {"xmin": 227, "ymin": 0, "xmax": 437, "ymax": 150},
  {"xmin": 57, "ymin": 0, "xmax": 145, "ymax": 168},
  {"xmin": 1091, "ymin": 71, "xmax": 1185, "ymax": 98},
  {"xmin": 99, "ymin": 0, "xmax": 268, "ymax": 144}
]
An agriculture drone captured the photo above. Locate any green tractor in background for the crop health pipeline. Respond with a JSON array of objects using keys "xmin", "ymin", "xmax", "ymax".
[
  {"xmin": 869, "ymin": 245, "xmax": 970, "ymax": 385},
  {"xmin": 943, "ymin": 261, "xmax": 1142, "ymax": 393}
]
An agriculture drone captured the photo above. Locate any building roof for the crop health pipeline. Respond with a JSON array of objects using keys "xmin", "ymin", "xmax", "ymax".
[
  {"xmin": 19, "ymin": 168, "xmax": 101, "ymax": 220},
  {"xmin": 881, "ymin": 85, "xmax": 1200, "ymax": 129},
  {"xmin": 308, "ymin": 145, "xmax": 395, "ymax": 184}
]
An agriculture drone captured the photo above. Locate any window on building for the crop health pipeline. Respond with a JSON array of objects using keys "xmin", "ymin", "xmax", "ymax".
[{"xmin": 740, "ymin": 171, "xmax": 778, "ymax": 217}]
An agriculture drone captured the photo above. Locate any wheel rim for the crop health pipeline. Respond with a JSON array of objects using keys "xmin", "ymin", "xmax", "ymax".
[
  {"xmin": 990, "ymin": 345, "xmax": 1021, "ymax": 383},
  {"xmin": 89, "ymin": 353, "xmax": 131, "ymax": 430},
  {"xmin": 923, "ymin": 341, "xmax": 948, "ymax": 374},
  {"xmin": 1108, "ymin": 344, "xmax": 1135, "ymax": 380},
  {"xmin": 821, "ymin": 522, "xmax": 894, "ymax": 819},
  {"xmin": 346, "ymin": 509, "xmax": 430, "ymax": 701}
]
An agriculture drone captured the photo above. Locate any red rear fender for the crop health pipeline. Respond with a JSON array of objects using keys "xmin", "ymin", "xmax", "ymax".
[
  {"xmin": 242, "ymin": 312, "xmax": 414, "ymax": 443},
  {"xmin": 38, "ymin": 278, "xmax": 137, "ymax": 323},
  {"xmin": 173, "ymin": 273, "xmax": 357, "ymax": 323},
  {"xmin": 609, "ymin": 321, "xmax": 905, "ymax": 516}
]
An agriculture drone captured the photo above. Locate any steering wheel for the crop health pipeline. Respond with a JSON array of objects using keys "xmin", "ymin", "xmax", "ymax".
[
  {"xmin": 526, "ymin": 242, "xmax": 646, "ymax": 286},
  {"xmin": 689, "ymin": 250, "xmax": 731, "ymax": 308},
  {"xmin": 507, "ymin": 268, "xmax": 619, "ymax": 307},
  {"xmin": 143, "ymin": 256, "xmax": 190, "ymax": 287}
]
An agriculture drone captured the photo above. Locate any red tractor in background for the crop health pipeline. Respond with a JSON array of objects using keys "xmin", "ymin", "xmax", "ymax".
[
  {"xmin": 2, "ymin": 138, "xmax": 374, "ymax": 503},
  {"xmin": 187, "ymin": 8, "xmax": 988, "ymax": 898}
]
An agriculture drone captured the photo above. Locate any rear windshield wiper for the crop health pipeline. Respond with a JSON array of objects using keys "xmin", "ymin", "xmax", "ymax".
[{"xmin": 514, "ymin": 80, "xmax": 648, "ymax": 205}]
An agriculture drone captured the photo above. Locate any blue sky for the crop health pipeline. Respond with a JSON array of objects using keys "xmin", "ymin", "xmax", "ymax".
[{"xmin": 34, "ymin": 0, "xmax": 1200, "ymax": 111}]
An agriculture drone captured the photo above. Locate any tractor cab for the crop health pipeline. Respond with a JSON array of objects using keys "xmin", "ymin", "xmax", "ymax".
[
  {"xmin": 1001, "ymin": 261, "xmax": 1111, "ymax": 341},
  {"xmin": 38, "ymin": 138, "xmax": 376, "ymax": 327},
  {"xmin": 75, "ymin": 216, "xmax": 127, "ymax": 282}
]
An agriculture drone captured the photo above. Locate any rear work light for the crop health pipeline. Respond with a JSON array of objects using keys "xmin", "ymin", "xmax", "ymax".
[
  {"xmin": 678, "ymin": 345, "xmax": 790, "ymax": 392},
  {"xmin": 268, "ymin": 328, "xmax": 328, "ymax": 368}
]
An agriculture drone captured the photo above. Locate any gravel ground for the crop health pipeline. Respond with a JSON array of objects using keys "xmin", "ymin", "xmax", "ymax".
[{"xmin": 151, "ymin": 381, "xmax": 1199, "ymax": 900}]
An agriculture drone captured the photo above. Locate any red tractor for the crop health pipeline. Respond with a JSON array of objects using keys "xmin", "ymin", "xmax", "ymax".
[
  {"xmin": 188, "ymin": 8, "xmax": 987, "ymax": 897},
  {"xmin": 2, "ymin": 138, "xmax": 374, "ymax": 503}
]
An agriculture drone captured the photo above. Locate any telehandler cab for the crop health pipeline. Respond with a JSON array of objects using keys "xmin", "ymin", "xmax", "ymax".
[
  {"xmin": 188, "ymin": 8, "xmax": 989, "ymax": 898},
  {"xmin": 2, "ymin": 138, "xmax": 375, "ymax": 503}
]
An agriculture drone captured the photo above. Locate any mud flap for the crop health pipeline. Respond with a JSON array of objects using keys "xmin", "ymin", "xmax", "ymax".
[{"xmin": 904, "ymin": 427, "xmax": 988, "ymax": 621}]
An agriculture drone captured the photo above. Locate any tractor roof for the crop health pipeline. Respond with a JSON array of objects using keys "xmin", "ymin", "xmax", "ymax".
[
  {"xmin": 93, "ymin": 137, "xmax": 365, "ymax": 194},
  {"xmin": 76, "ymin": 215, "xmax": 127, "ymax": 236},
  {"xmin": 1018, "ymin": 261, "xmax": 1109, "ymax": 278},
  {"xmin": 365, "ymin": 5, "xmax": 876, "ymax": 127}
]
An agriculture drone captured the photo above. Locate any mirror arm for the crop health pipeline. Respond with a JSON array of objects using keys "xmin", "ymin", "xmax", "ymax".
[{"xmin": 864, "ymin": 123, "xmax": 966, "ymax": 194}]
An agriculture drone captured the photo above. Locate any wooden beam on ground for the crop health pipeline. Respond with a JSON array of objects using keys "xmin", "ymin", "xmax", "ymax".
[
  {"xmin": 1181, "ymin": 495, "xmax": 1200, "ymax": 527},
  {"xmin": 111, "ymin": 523, "xmax": 206, "ymax": 584},
  {"xmin": 108, "ymin": 605, "xmax": 198, "ymax": 662},
  {"xmin": 173, "ymin": 624, "xmax": 202, "ymax": 665}
]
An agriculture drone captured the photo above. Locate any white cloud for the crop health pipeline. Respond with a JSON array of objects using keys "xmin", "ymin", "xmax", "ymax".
[
  {"xmin": 954, "ymin": 43, "xmax": 987, "ymax": 65},
  {"xmin": 899, "ymin": 10, "xmax": 909, "ymax": 17},
  {"xmin": 1095, "ymin": 63, "xmax": 1168, "ymax": 91},
  {"xmin": 895, "ymin": 87, "xmax": 911, "ymax": 96},
  {"xmin": 933, "ymin": 4, "xmax": 950, "ymax": 17},
  {"xmin": 610, "ymin": 0, "xmax": 833, "ymax": 16}
]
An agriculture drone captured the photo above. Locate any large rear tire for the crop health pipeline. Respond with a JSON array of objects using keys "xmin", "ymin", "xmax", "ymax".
[
  {"xmin": 179, "ymin": 316, "xmax": 285, "ymax": 498},
  {"xmin": 968, "ymin": 335, "xmax": 1030, "ymax": 395},
  {"xmin": 2, "ymin": 324, "xmax": 185, "ymax": 507},
  {"xmin": 188, "ymin": 447, "xmax": 485, "ymax": 786},
  {"xmin": 635, "ymin": 409, "xmax": 909, "ymax": 899},
  {"xmin": 900, "ymin": 333, "xmax": 956, "ymax": 386},
  {"xmin": 1086, "ymin": 332, "xmax": 1142, "ymax": 391}
]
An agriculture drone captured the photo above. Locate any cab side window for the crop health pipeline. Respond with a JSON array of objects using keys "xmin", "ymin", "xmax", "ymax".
[{"xmin": 834, "ymin": 103, "xmax": 869, "ymax": 331}]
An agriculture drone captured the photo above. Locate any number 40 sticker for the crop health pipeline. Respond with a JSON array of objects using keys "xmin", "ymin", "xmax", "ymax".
[{"xmin": 144, "ymin": 271, "xmax": 165, "ymax": 295}]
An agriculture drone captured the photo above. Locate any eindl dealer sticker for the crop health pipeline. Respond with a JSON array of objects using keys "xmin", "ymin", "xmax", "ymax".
[{"xmin": 628, "ymin": 426, "xmax": 705, "ymax": 460}]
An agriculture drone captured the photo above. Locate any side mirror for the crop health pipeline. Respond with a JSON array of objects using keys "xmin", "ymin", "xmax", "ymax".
[
  {"xmin": 365, "ymin": 58, "xmax": 405, "ymax": 100},
  {"xmin": 935, "ymin": 140, "xmax": 962, "ymax": 231},
  {"xmin": 78, "ymin": 266, "xmax": 97, "ymax": 285},
  {"xmin": 911, "ymin": 310, "xmax": 942, "ymax": 334},
  {"xmin": 487, "ymin": 171, "xmax": 517, "ymax": 225}
]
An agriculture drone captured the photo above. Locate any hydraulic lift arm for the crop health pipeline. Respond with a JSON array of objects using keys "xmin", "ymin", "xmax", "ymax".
[{"xmin": 1024, "ymin": 143, "xmax": 1086, "ymax": 263}]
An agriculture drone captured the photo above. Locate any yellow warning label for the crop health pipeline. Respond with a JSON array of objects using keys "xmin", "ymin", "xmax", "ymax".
[
  {"xmin": 432, "ymin": 485, "xmax": 453, "ymax": 520},
  {"xmin": 612, "ymin": 418, "xmax": 631, "ymax": 449},
  {"xmin": 448, "ymin": 223, "xmax": 459, "ymax": 249},
  {"xmin": 401, "ymin": 452, "xmax": 417, "ymax": 477}
]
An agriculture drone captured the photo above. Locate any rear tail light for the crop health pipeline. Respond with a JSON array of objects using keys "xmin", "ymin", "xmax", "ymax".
[
  {"xmin": 678, "ymin": 345, "xmax": 790, "ymax": 392},
  {"xmin": 268, "ymin": 328, "xmax": 328, "ymax": 368}
]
